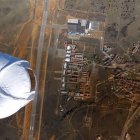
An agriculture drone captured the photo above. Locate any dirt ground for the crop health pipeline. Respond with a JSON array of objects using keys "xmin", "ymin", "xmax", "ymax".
[
  {"xmin": 0, "ymin": 0, "xmax": 29, "ymax": 47},
  {"xmin": 0, "ymin": 0, "xmax": 140, "ymax": 139},
  {"xmin": 0, "ymin": 0, "xmax": 30, "ymax": 140}
]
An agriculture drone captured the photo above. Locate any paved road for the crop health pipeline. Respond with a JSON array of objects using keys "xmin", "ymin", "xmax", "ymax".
[
  {"xmin": 29, "ymin": 0, "xmax": 49, "ymax": 139},
  {"xmin": 46, "ymin": 24, "xmax": 67, "ymax": 29},
  {"xmin": 38, "ymin": 13, "xmax": 64, "ymax": 140}
]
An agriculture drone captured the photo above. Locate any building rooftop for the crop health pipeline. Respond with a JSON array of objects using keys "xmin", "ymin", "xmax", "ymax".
[{"xmin": 68, "ymin": 19, "xmax": 79, "ymax": 24}]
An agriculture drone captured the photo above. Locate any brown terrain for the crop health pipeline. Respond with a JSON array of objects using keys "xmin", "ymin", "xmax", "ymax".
[{"xmin": 0, "ymin": 0, "xmax": 140, "ymax": 140}]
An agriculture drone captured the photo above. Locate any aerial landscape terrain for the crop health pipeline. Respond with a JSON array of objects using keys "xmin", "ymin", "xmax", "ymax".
[{"xmin": 0, "ymin": 0, "xmax": 140, "ymax": 140}]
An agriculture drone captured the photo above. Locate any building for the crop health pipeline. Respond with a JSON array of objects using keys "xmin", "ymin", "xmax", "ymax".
[
  {"xmin": 113, "ymin": 76, "xmax": 140, "ymax": 100},
  {"xmin": 67, "ymin": 19, "xmax": 89, "ymax": 34},
  {"xmin": 67, "ymin": 18, "xmax": 105, "ymax": 40},
  {"xmin": 67, "ymin": 19, "xmax": 79, "ymax": 34},
  {"xmin": 0, "ymin": 53, "xmax": 36, "ymax": 119},
  {"xmin": 60, "ymin": 45, "xmax": 92, "ymax": 101}
]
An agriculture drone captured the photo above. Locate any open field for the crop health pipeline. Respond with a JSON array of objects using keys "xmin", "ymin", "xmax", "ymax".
[
  {"xmin": 0, "ymin": 0, "xmax": 140, "ymax": 139},
  {"xmin": 0, "ymin": 0, "xmax": 29, "ymax": 47}
]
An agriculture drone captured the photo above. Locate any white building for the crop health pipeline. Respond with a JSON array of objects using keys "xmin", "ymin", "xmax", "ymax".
[
  {"xmin": 0, "ymin": 53, "xmax": 36, "ymax": 119},
  {"xmin": 81, "ymin": 19, "xmax": 87, "ymax": 27},
  {"xmin": 67, "ymin": 19, "xmax": 79, "ymax": 24}
]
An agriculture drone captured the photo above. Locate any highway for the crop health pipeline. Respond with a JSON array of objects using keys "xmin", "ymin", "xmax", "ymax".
[{"xmin": 29, "ymin": 0, "xmax": 49, "ymax": 139}]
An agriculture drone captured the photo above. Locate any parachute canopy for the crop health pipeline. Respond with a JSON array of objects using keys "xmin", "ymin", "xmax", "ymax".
[{"xmin": 0, "ymin": 52, "xmax": 36, "ymax": 119}]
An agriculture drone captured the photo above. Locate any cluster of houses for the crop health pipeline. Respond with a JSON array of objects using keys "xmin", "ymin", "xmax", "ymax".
[
  {"xmin": 60, "ymin": 44, "xmax": 92, "ymax": 101},
  {"xmin": 113, "ymin": 76, "xmax": 140, "ymax": 100}
]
